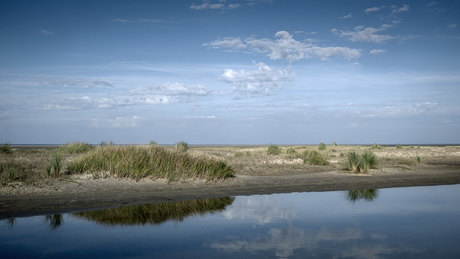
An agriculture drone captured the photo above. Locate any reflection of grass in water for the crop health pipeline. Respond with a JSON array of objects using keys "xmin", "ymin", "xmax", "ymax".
[
  {"xmin": 72, "ymin": 197, "xmax": 235, "ymax": 226},
  {"xmin": 346, "ymin": 189, "xmax": 379, "ymax": 202},
  {"xmin": 44, "ymin": 214, "xmax": 64, "ymax": 231}
]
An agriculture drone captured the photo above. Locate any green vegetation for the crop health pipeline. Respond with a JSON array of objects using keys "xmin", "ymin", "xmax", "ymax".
[
  {"xmin": 416, "ymin": 155, "xmax": 423, "ymax": 165},
  {"xmin": 318, "ymin": 142, "xmax": 327, "ymax": 150},
  {"xmin": 396, "ymin": 144, "xmax": 403, "ymax": 149},
  {"xmin": 346, "ymin": 151, "xmax": 378, "ymax": 173},
  {"xmin": 303, "ymin": 150, "xmax": 329, "ymax": 165},
  {"xmin": 346, "ymin": 189, "xmax": 379, "ymax": 202},
  {"xmin": 1, "ymin": 143, "xmax": 12, "ymax": 154},
  {"xmin": 149, "ymin": 140, "xmax": 158, "ymax": 146},
  {"xmin": 51, "ymin": 155, "xmax": 62, "ymax": 178},
  {"xmin": 332, "ymin": 142, "xmax": 338, "ymax": 147},
  {"xmin": 267, "ymin": 144, "xmax": 281, "ymax": 155},
  {"xmin": 371, "ymin": 143, "xmax": 381, "ymax": 149},
  {"xmin": 58, "ymin": 142, "xmax": 94, "ymax": 154},
  {"xmin": 72, "ymin": 197, "xmax": 234, "ymax": 226},
  {"xmin": 175, "ymin": 141, "xmax": 189, "ymax": 153},
  {"xmin": 68, "ymin": 145, "xmax": 234, "ymax": 182}
]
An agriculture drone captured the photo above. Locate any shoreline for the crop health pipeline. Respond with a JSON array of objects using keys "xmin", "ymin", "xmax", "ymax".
[{"xmin": 2, "ymin": 168, "xmax": 460, "ymax": 219}]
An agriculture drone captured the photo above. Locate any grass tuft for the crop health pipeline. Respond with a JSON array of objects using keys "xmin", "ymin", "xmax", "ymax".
[
  {"xmin": 303, "ymin": 150, "xmax": 329, "ymax": 165},
  {"xmin": 1, "ymin": 143, "xmax": 12, "ymax": 154},
  {"xmin": 346, "ymin": 151, "xmax": 378, "ymax": 173}
]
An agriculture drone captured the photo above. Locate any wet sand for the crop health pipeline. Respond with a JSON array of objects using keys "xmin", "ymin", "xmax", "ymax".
[{"xmin": 1, "ymin": 165, "xmax": 460, "ymax": 219}]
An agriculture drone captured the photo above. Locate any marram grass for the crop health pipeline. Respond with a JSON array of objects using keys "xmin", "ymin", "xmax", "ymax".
[
  {"xmin": 68, "ymin": 145, "xmax": 234, "ymax": 182},
  {"xmin": 346, "ymin": 151, "xmax": 378, "ymax": 173}
]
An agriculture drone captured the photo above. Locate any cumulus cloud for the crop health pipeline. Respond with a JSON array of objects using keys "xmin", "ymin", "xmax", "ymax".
[
  {"xmin": 391, "ymin": 4, "xmax": 410, "ymax": 14},
  {"xmin": 332, "ymin": 24, "xmax": 393, "ymax": 43},
  {"xmin": 364, "ymin": 7, "xmax": 380, "ymax": 13},
  {"xmin": 40, "ymin": 29, "xmax": 54, "ymax": 35},
  {"xmin": 39, "ymin": 77, "xmax": 114, "ymax": 88},
  {"xmin": 204, "ymin": 31, "xmax": 361, "ymax": 63},
  {"xmin": 370, "ymin": 49, "xmax": 387, "ymax": 55},
  {"xmin": 219, "ymin": 62, "xmax": 294, "ymax": 98}
]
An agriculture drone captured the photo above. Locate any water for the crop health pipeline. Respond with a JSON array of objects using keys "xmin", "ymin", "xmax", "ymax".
[{"xmin": 1, "ymin": 184, "xmax": 460, "ymax": 258}]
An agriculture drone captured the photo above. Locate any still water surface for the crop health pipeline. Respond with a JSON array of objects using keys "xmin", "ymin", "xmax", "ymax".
[{"xmin": 1, "ymin": 184, "xmax": 460, "ymax": 258}]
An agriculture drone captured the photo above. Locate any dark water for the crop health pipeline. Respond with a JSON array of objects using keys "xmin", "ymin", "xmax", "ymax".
[{"xmin": 1, "ymin": 185, "xmax": 460, "ymax": 258}]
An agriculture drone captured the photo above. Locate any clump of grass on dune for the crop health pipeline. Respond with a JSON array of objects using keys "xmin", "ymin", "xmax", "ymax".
[
  {"xmin": 303, "ymin": 150, "xmax": 329, "ymax": 165},
  {"xmin": 68, "ymin": 145, "xmax": 234, "ymax": 182},
  {"xmin": 267, "ymin": 144, "xmax": 281, "ymax": 155},
  {"xmin": 346, "ymin": 151, "xmax": 378, "ymax": 173}
]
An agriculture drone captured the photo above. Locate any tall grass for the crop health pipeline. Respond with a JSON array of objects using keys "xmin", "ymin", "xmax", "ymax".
[
  {"xmin": 68, "ymin": 145, "xmax": 234, "ymax": 182},
  {"xmin": 1, "ymin": 143, "xmax": 12, "ymax": 154},
  {"xmin": 346, "ymin": 151, "xmax": 378, "ymax": 173},
  {"xmin": 58, "ymin": 142, "xmax": 94, "ymax": 154}
]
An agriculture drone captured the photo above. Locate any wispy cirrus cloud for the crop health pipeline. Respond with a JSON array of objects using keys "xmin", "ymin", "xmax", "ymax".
[
  {"xmin": 364, "ymin": 6, "xmax": 381, "ymax": 13},
  {"xmin": 370, "ymin": 49, "xmax": 386, "ymax": 55},
  {"xmin": 111, "ymin": 18, "xmax": 165, "ymax": 23},
  {"xmin": 219, "ymin": 62, "xmax": 294, "ymax": 98},
  {"xmin": 204, "ymin": 31, "xmax": 361, "ymax": 63},
  {"xmin": 339, "ymin": 13, "xmax": 353, "ymax": 19},
  {"xmin": 39, "ymin": 77, "xmax": 114, "ymax": 88},
  {"xmin": 40, "ymin": 29, "xmax": 54, "ymax": 35},
  {"xmin": 332, "ymin": 24, "xmax": 393, "ymax": 43},
  {"xmin": 190, "ymin": 1, "xmax": 240, "ymax": 10},
  {"xmin": 391, "ymin": 4, "xmax": 410, "ymax": 14}
]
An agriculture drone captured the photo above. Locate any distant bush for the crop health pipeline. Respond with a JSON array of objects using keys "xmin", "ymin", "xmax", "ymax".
[
  {"xmin": 346, "ymin": 151, "xmax": 378, "ymax": 173},
  {"xmin": 1, "ymin": 143, "xmax": 12, "ymax": 154},
  {"xmin": 396, "ymin": 144, "xmax": 403, "ymax": 149},
  {"xmin": 149, "ymin": 140, "xmax": 158, "ymax": 146},
  {"xmin": 267, "ymin": 144, "xmax": 281, "ymax": 155},
  {"xmin": 371, "ymin": 143, "xmax": 381, "ymax": 149},
  {"xmin": 332, "ymin": 142, "xmax": 338, "ymax": 147},
  {"xmin": 175, "ymin": 141, "xmax": 189, "ymax": 153},
  {"xmin": 318, "ymin": 143, "xmax": 327, "ymax": 150}
]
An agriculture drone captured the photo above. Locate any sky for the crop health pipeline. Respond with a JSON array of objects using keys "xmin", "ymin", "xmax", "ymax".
[{"xmin": 1, "ymin": 0, "xmax": 459, "ymax": 145}]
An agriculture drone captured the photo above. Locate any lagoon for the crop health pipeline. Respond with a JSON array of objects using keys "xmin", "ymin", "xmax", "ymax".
[{"xmin": 1, "ymin": 184, "xmax": 460, "ymax": 258}]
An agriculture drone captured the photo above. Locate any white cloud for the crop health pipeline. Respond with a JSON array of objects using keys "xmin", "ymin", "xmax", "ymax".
[
  {"xmin": 220, "ymin": 62, "xmax": 294, "ymax": 98},
  {"xmin": 391, "ymin": 4, "xmax": 410, "ymax": 14},
  {"xmin": 204, "ymin": 31, "xmax": 361, "ymax": 63},
  {"xmin": 364, "ymin": 7, "xmax": 380, "ymax": 13},
  {"xmin": 370, "ymin": 49, "xmax": 387, "ymax": 55},
  {"xmin": 203, "ymin": 37, "xmax": 247, "ymax": 50},
  {"xmin": 333, "ymin": 25, "xmax": 393, "ymax": 43},
  {"xmin": 190, "ymin": 1, "xmax": 240, "ymax": 10},
  {"xmin": 91, "ymin": 116, "xmax": 141, "ymax": 128},
  {"xmin": 40, "ymin": 29, "xmax": 54, "ymax": 35},
  {"xmin": 111, "ymin": 19, "xmax": 164, "ymax": 23},
  {"xmin": 339, "ymin": 13, "xmax": 353, "ymax": 19},
  {"xmin": 186, "ymin": 115, "xmax": 217, "ymax": 119},
  {"xmin": 39, "ymin": 77, "xmax": 114, "ymax": 88},
  {"xmin": 448, "ymin": 24, "xmax": 457, "ymax": 29}
]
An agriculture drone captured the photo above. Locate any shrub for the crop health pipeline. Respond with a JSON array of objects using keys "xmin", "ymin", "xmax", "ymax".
[
  {"xmin": 346, "ymin": 151, "xmax": 378, "ymax": 173},
  {"xmin": 332, "ymin": 142, "xmax": 338, "ymax": 147},
  {"xmin": 318, "ymin": 142, "xmax": 327, "ymax": 150},
  {"xmin": 149, "ymin": 140, "xmax": 158, "ymax": 146},
  {"xmin": 267, "ymin": 144, "xmax": 281, "ymax": 155},
  {"xmin": 175, "ymin": 141, "xmax": 189, "ymax": 153},
  {"xmin": 1, "ymin": 143, "xmax": 12, "ymax": 154},
  {"xmin": 396, "ymin": 144, "xmax": 403, "ymax": 149}
]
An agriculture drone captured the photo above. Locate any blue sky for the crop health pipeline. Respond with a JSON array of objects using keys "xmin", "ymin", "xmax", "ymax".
[{"xmin": 1, "ymin": 0, "xmax": 459, "ymax": 144}]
